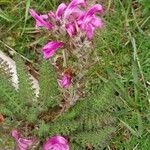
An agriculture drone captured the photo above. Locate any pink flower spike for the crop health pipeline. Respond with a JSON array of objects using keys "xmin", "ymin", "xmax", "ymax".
[
  {"xmin": 86, "ymin": 4, "xmax": 104, "ymax": 17},
  {"xmin": 56, "ymin": 3, "xmax": 67, "ymax": 19},
  {"xmin": 58, "ymin": 75, "xmax": 71, "ymax": 89},
  {"xmin": 65, "ymin": 23, "xmax": 76, "ymax": 37},
  {"xmin": 43, "ymin": 135, "xmax": 69, "ymax": 150},
  {"xmin": 42, "ymin": 41, "xmax": 64, "ymax": 59},
  {"xmin": 29, "ymin": 9, "xmax": 52, "ymax": 30},
  {"xmin": 11, "ymin": 130, "xmax": 34, "ymax": 150}
]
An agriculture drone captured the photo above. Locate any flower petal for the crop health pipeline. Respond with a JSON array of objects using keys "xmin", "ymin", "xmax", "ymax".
[
  {"xmin": 68, "ymin": 0, "xmax": 86, "ymax": 9},
  {"xmin": 29, "ymin": 9, "xmax": 52, "ymax": 30},
  {"xmin": 91, "ymin": 16, "xmax": 103, "ymax": 28},
  {"xmin": 86, "ymin": 4, "xmax": 104, "ymax": 17},
  {"xmin": 42, "ymin": 41, "xmax": 64, "ymax": 59},
  {"xmin": 65, "ymin": 22, "xmax": 76, "ymax": 37},
  {"xmin": 64, "ymin": 0, "xmax": 86, "ymax": 19},
  {"xmin": 86, "ymin": 24, "xmax": 95, "ymax": 40},
  {"xmin": 35, "ymin": 14, "xmax": 49, "ymax": 28},
  {"xmin": 17, "ymin": 138, "xmax": 33, "ymax": 150},
  {"xmin": 56, "ymin": 3, "xmax": 67, "ymax": 19}
]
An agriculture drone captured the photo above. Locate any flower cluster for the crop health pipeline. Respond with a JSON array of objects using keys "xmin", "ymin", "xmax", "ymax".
[{"xmin": 30, "ymin": 0, "xmax": 104, "ymax": 59}]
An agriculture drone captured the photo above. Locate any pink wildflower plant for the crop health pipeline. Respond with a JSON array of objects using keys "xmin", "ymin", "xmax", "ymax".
[
  {"xmin": 9, "ymin": 1, "xmax": 105, "ymax": 149},
  {"xmin": 43, "ymin": 135, "xmax": 69, "ymax": 150}
]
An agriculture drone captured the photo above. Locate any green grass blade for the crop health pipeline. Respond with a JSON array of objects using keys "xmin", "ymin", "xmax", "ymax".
[
  {"xmin": 21, "ymin": 0, "xmax": 30, "ymax": 35},
  {"xmin": 0, "ymin": 10, "xmax": 13, "ymax": 22},
  {"xmin": 137, "ymin": 112, "xmax": 143, "ymax": 136},
  {"xmin": 120, "ymin": 120, "xmax": 140, "ymax": 137}
]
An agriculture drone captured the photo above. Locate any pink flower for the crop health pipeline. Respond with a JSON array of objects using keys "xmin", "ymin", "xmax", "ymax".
[
  {"xmin": 43, "ymin": 135, "xmax": 69, "ymax": 150},
  {"xmin": 58, "ymin": 75, "xmax": 71, "ymax": 89},
  {"xmin": 78, "ymin": 16, "xmax": 103, "ymax": 40},
  {"xmin": 55, "ymin": 3, "xmax": 67, "ymax": 19},
  {"xmin": 11, "ymin": 130, "xmax": 34, "ymax": 150},
  {"xmin": 77, "ymin": 4, "xmax": 104, "ymax": 39},
  {"xmin": 42, "ymin": 41, "xmax": 64, "ymax": 59},
  {"xmin": 29, "ymin": 9, "xmax": 52, "ymax": 30},
  {"xmin": 86, "ymin": 4, "xmax": 104, "ymax": 17}
]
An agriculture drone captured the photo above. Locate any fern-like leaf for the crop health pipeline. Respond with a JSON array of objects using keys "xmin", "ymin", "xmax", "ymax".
[
  {"xmin": 38, "ymin": 60, "xmax": 59, "ymax": 109},
  {"xmin": 72, "ymin": 127, "xmax": 115, "ymax": 149},
  {"xmin": 14, "ymin": 55, "xmax": 35, "ymax": 104},
  {"xmin": 0, "ymin": 57, "xmax": 21, "ymax": 117}
]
